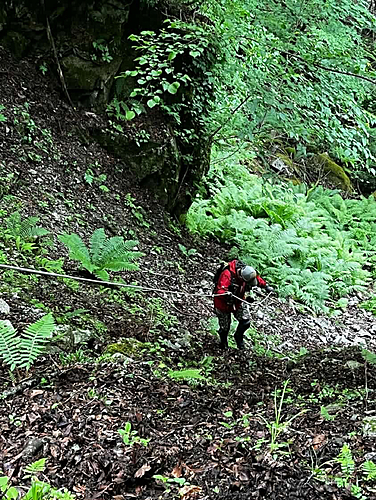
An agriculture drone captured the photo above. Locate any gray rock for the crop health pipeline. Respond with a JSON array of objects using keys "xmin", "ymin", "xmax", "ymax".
[
  {"xmin": 334, "ymin": 335, "xmax": 350, "ymax": 345},
  {"xmin": 357, "ymin": 329, "xmax": 372, "ymax": 338},
  {"xmin": 0, "ymin": 298, "xmax": 10, "ymax": 314}
]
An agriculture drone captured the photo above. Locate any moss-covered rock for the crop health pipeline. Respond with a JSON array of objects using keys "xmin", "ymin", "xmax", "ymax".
[
  {"xmin": 104, "ymin": 338, "xmax": 145, "ymax": 358},
  {"xmin": 92, "ymin": 121, "xmax": 181, "ymax": 208},
  {"xmin": 61, "ymin": 55, "xmax": 122, "ymax": 109},
  {"xmin": 311, "ymin": 153, "xmax": 353, "ymax": 192}
]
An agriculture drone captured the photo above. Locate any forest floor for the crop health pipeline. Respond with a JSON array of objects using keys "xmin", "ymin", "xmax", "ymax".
[{"xmin": 0, "ymin": 47, "xmax": 376, "ymax": 500}]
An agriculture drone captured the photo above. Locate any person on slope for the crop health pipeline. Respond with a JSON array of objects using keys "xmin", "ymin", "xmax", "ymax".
[{"xmin": 213, "ymin": 259, "xmax": 274, "ymax": 350}]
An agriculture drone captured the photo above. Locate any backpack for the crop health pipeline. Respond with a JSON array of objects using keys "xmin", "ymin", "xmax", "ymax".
[{"xmin": 212, "ymin": 262, "xmax": 229, "ymax": 293}]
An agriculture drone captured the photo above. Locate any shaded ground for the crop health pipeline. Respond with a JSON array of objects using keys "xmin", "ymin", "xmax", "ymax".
[{"xmin": 1, "ymin": 47, "xmax": 376, "ymax": 500}]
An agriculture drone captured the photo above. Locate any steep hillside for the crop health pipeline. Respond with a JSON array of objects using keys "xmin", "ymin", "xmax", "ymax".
[{"xmin": 1, "ymin": 48, "xmax": 376, "ymax": 500}]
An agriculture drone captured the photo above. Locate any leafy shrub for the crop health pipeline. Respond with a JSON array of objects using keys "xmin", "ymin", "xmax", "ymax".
[
  {"xmin": 111, "ymin": 19, "xmax": 215, "ymax": 124},
  {"xmin": 59, "ymin": 228, "xmax": 143, "ymax": 281}
]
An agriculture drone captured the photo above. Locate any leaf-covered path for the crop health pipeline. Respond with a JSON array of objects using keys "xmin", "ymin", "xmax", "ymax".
[{"xmin": 1, "ymin": 47, "xmax": 376, "ymax": 500}]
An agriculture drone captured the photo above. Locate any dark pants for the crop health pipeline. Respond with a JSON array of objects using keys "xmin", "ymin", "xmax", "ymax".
[{"xmin": 215, "ymin": 303, "xmax": 251, "ymax": 348}]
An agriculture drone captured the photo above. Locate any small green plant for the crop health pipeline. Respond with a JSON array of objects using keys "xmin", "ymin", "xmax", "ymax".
[
  {"xmin": 124, "ymin": 193, "xmax": 150, "ymax": 228},
  {"xmin": 13, "ymin": 103, "xmax": 53, "ymax": 151},
  {"xmin": 360, "ymin": 297, "xmax": 376, "ymax": 315},
  {"xmin": 362, "ymin": 460, "xmax": 376, "ymax": 481},
  {"xmin": 178, "ymin": 243, "xmax": 197, "ymax": 258},
  {"xmin": 152, "ymin": 474, "xmax": 187, "ymax": 493},
  {"xmin": 59, "ymin": 227, "xmax": 143, "ymax": 281},
  {"xmin": 0, "ymin": 458, "xmax": 75, "ymax": 499},
  {"xmin": 147, "ymin": 297, "xmax": 178, "ymax": 334},
  {"xmin": 219, "ymin": 411, "xmax": 237, "ymax": 430},
  {"xmin": 92, "ymin": 39, "xmax": 113, "ymax": 63},
  {"xmin": 361, "ymin": 349, "xmax": 376, "ymax": 365},
  {"xmin": 118, "ymin": 422, "xmax": 150, "ymax": 447},
  {"xmin": 84, "ymin": 164, "xmax": 109, "ymax": 193},
  {"xmin": 0, "ymin": 313, "xmax": 55, "ymax": 372},
  {"xmin": 320, "ymin": 405, "xmax": 337, "ymax": 421},
  {"xmin": 246, "ymin": 327, "xmax": 283, "ymax": 358},
  {"xmin": 168, "ymin": 368, "xmax": 205, "ymax": 381},
  {"xmin": 39, "ymin": 62, "xmax": 48, "ymax": 75},
  {"xmin": 59, "ymin": 349, "xmax": 92, "ymax": 366},
  {"xmin": 258, "ymin": 380, "xmax": 306, "ymax": 455}
]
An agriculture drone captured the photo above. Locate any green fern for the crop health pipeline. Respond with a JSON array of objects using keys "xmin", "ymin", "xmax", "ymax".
[
  {"xmin": 23, "ymin": 458, "xmax": 46, "ymax": 479},
  {"xmin": 0, "ymin": 313, "xmax": 55, "ymax": 371},
  {"xmin": 5, "ymin": 211, "xmax": 49, "ymax": 240},
  {"xmin": 188, "ymin": 167, "xmax": 374, "ymax": 312},
  {"xmin": 361, "ymin": 349, "xmax": 376, "ymax": 365},
  {"xmin": 0, "ymin": 320, "xmax": 19, "ymax": 370},
  {"xmin": 362, "ymin": 460, "xmax": 376, "ymax": 481},
  {"xmin": 59, "ymin": 228, "xmax": 143, "ymax": 281}
]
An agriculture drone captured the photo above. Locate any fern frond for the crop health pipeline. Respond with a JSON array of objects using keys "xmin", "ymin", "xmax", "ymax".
[
  {"xmin": 5, "ymin": 211, "xmax": 22, "ymax": 234},
  {"xmin": 96, "ymin": 237, "xmax": 142, "ymax": 271},
  {"xmin": 0, "ymin": 320, "xmax": 21, "ymax": 370},
  {"xmin": 362, "ymin": 349, "xmax": 376, "ymax": 365},
  {"xmin": 5, "ymin": 212, "xmax": 48, "ymax": 239},
  {"xmin": 60, "ymin": 229, "xmax": 142, "ymax": 281},
  {"xmin": 23, "ymin": 458, "xmax": 46, "ymax": 477},
  {"xmin": 19, "ymin": 313, "xmax": 55, "ymax": 370},
  {"xmin": 28, "ymin": 226, "xmax": 49, "ymax": 238},
  {"xmin": 362, "ymin": 460, "xmax": 376, "ymax": 481},
  {"xmin": 94, "ymin": 268, "xmax": 110, "ymax": 281},
  {"xmin": 19, "ymin": 216, "xmax": 40, "ymax": 238},
  {"xmin": 59, "ymin": 233, "xmax": 93, "ymax": 272},
  {"xmin": 95, "ymin": 236, "xmax": 124, "ymax": 268},
  {"xmin": 89, "ymin": 228, "xmax": 107, "ymax": 266}
]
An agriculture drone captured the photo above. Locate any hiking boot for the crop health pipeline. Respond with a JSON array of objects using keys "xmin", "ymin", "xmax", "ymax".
[
  {"xmin": 234, "ymin": 330, "xmax": 245, "ymax": 350},
  {"xmin": 219, "ymin": 331, "xmax": 228, "ymax": 349}
]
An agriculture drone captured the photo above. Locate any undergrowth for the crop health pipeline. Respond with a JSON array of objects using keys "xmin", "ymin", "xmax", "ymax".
[{"xmin": 187, "ymin": 154, "xmax": 375, "ymax": 312}]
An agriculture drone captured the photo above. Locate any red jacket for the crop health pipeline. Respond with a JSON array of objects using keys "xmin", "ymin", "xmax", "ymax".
[{"xmin": 214, "ymin": 260, "xmax": 266, "ymax": 312}]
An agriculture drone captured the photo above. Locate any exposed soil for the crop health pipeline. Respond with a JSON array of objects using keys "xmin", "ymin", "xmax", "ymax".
[{"xmin": 0, "ymin": 47, "xmax": 376, "ymax": 500}]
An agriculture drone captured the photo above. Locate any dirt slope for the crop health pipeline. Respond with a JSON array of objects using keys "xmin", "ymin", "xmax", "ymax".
[{"xmin": 0, "ymin": 47, "xmax": 376, "ymax": 500}]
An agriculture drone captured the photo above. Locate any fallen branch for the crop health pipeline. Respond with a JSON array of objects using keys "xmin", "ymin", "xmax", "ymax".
[{"xmin": 44, "ymin": 14, "xmax": 75, "ymax": 109}]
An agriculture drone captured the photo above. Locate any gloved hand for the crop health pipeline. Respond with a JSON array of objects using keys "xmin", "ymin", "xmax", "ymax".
[
  {"xmin": 225, "ymin": 292, "xmax": 235, "ymax": 305},
  {"xmin": 265, "ymin": 285, "xmax": 275, "ymax": 295}
]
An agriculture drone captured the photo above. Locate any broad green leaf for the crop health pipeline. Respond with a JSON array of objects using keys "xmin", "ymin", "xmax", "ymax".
[
  {"xmin": 6, "ymin": 487, "xmax": 18, "ymax": 499},
  {"xmin": 126, "ymin": 110, "xmax": 136, "ymax": 120},
  {"xmin": 167, "ymin": 82, "xmax": 180, "ymax": 94}
]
